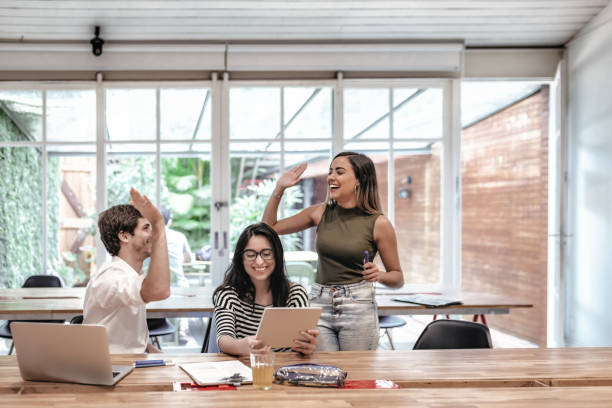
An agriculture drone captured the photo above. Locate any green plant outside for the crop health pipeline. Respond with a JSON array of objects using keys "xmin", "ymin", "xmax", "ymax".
[
  {"xmin": 0, "ymin": 109, "xmax": 60, "ymax": 288},
  {"xmin": 1, "ymin": 132, "xmax": 305, "ymax": 288}
]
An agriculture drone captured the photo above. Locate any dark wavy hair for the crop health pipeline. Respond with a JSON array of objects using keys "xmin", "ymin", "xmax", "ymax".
[
  {"xmin": 98, "ymin": 204, "xmax": 143, "ymax": 256},
  {"xmin": 327, "ymin": 151, "xmax": 382, "ymax": 214},
  {"xmin": 214, "ymin": 223, "xmax": 291, "ymax": 307}
]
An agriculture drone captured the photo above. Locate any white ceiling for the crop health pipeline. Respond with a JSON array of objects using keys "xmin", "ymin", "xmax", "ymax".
[{"xmin": 0, "ymin": 0, "xmax": 609, "ymax": 47}]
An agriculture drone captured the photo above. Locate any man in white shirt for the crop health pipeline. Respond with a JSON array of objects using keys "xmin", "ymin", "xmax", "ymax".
[{"xmin": 83, "ymin": 188, "xmax": 170, "ymax": 354}]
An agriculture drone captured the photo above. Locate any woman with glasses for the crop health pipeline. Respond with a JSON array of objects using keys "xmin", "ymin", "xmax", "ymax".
[
  {"xmin": 212, "ymin": 223, "xmax": 319, "ymax": 356},
  {"xmin": 262, "ymin": 152, "xmax": 404, "ymax": 351}
]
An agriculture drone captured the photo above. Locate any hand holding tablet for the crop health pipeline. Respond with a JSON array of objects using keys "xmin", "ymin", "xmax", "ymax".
[{"xmin": 291, "ymin": 328, "xmax": 319, "ymax": 355}]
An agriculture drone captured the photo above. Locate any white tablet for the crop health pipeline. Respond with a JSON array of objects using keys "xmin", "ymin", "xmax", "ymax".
[{"xmin": 255, "ymin": 307, "xmax": 322, "ymax": 349}]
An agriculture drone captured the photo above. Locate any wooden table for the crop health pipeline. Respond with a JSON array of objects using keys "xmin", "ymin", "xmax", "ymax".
[
  {"xmin": 2, "ymin": 348, "xmax": 612, "ymax": 394},
  {"xmin": 0, "ymin": 287, "xmax": 214, "ymax": 320},
  {"xmin": 376, "ymin": 291, "xmax": 532, "ymax": 324},
  {"xmin": 0, "ymin": 287, "xmax": 531, "ymax": 322},
  {"xmin": 2, "ymin": 387, "xmax": 612, "ymax": 407}
]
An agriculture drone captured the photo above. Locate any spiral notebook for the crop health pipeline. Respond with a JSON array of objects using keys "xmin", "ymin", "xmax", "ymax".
[{"xmin": 392, "ymin": 294, "xmax": 462, "ymax": 308}]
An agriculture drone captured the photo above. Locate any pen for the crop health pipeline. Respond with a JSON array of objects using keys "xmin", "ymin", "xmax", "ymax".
[
  {"xmin": 364, "ymin": 250, "xmax": 369, "ymax": 264},
  {"xmin": 135, "ymin": 359, "xmax": 174, "ymax": 368}
]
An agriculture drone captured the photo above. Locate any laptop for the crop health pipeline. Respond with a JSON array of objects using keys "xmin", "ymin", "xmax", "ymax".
[{"xmin": 10, "ymin": 322, "xmax": 134, "ymax": 386}]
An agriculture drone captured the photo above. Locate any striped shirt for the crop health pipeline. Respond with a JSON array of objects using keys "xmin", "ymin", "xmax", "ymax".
[{"xmin": 213, "ymin": 284, "xmax": 309, "ymax": 351}]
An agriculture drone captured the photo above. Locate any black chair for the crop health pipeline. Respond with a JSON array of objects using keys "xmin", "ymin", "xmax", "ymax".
[
  {"xmin": 0, "ymin": 275, "xmax": 65, "ymax": 355},
  {"xmin": 378, "ymin": 315, "xmax": 406, "ymax": 350},
  {"xmin": 22, "ymin": 275, "xmax": 63, "ymax": 288},
  {"xmin": 71, "ymin": 314, "xmax": 175, "ymax": 350},
  {"xmin": 69, "ymin": 315, "xmax": 84, "ymax": 324},
  {"xmin": 412, "ymin": 319, "xmax": 492, "ymax": 350},
  {"xmin": 201, "ymin": 313, "xmax": 220, "ymax": 353},
  {"xmin": 147, "ymin": 318, "xmax": 176, "ymax": 350}
]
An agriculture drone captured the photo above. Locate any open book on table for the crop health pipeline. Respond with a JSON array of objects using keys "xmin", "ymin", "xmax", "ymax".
[
  {"xmin": 179, "ymin": 360, "xmax": 253, "ymax": 386},
  {"xmin": 392, "ymin": 294, "xmax": 462, "ymax": 308}
]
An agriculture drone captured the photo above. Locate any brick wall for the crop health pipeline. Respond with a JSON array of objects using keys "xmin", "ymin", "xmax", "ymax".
[
  {"xmin": 461, "ymin": 86, "xmax": 549, "ymax": 345},
  {"xmin": 383, "ymin": 150, "xmax": 441, "ymax": 285},
  {"xmin": 304, "ymin": 87, "xmax": 549, "ymax": 344}
]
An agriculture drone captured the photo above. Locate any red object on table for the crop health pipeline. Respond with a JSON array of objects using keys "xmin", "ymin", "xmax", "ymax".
[
  {"xmin": 174, "ymin": 382, "xmax": 237, "ymax": 391},
  {"xmin": 342, "ymin": 380, "xmax": 399, "ymax": 389}
]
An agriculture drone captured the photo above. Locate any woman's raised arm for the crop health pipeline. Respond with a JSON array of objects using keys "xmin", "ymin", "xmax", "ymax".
[{"xmin": 262, "ymin": 163, "xmax": 324, "ymax": 234}]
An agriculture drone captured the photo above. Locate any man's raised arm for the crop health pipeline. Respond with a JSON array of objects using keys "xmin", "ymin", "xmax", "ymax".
[{"xmin": 130, "ymin": 188, "xmax": 170, "ymax": 303}]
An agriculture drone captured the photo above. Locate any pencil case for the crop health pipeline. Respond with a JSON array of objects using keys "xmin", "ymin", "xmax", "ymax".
[{"xmin": 274, "ymin": 363, "xmax": 347, "ymax": 387}]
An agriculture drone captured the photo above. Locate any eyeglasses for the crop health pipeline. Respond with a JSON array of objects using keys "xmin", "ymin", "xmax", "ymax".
[{"xmin": 242, "ymin": 248, "xmax": 274, "ymax": 261}]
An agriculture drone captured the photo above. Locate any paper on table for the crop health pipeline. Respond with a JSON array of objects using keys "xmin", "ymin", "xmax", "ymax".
[
  {"xmin": 179, "ymin": 360, "xmax": 253, "ymax": 386},
  {"xmin": 392, "ymin": 294, "xmax": 462, "ymax": 308}
]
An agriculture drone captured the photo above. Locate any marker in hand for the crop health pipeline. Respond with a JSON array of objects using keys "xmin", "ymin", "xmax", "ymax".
[{"xmin": 364, "ymin": 250, "xmax": 369, "ymax": 264}]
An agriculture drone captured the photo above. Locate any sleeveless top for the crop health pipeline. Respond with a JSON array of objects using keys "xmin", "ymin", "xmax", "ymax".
[{"xmin": 315, "ymin": 203, "xmax": 380, "ymax": 285}]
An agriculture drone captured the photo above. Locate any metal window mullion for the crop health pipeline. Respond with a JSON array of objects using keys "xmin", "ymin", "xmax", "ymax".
[
  {"xmin": 388, "ymin": 88, "xmax": 395, "ymax": 226},
  {"xmin": 95, "ymin": 73, "xmax": 107, "ymax": 269},
  {"xmin": 156, "ymin": 88, "xmax": 161, "ymax": 206},
  {"xmin": 41, "ymin": 90, "xmax": 47, "ymax": 274},
  {"xmin": 334, "ymin": 72, "xmax": 344, "ymax": 155},
  {"xmin": 279, "ymin": 87, "xmax": 285, "ymax": 219},
  {"xmin": 441, "ymin": 79, "xmax": 462, "ymax": 289},
  {"xmin": 0, "ymin": 141, "xmax": 43, "ymax": 147},
  {"xmin": 210, "ymin": 72, "xmax": 230, "ymax": 287}
]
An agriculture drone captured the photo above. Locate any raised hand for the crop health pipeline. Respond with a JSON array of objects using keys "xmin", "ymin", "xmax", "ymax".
[
  {"xmin": 276, "ymin": 163, "xmax": 307, "ymax": 190},
  {"xmin": 129, "ymin": 187, "xmax": 163, "ymax": 226}
]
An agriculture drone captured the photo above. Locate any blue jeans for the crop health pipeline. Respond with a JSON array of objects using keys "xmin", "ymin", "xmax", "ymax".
[{"xmin": 309, "ymin": 280, "xmax": 379, "ymax": 351}]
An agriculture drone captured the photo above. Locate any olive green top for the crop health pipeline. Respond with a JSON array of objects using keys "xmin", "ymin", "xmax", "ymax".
[{"xmin": 315, "ymin": 203, "xmax": 380, "ymax": 285}]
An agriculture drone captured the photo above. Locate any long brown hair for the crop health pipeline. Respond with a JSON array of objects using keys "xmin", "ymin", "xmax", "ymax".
[
  {"xmin": 328, "ymin": 151, "xmax": 382, "ymax": 214},
  {"xmin": 214, "ymin": 223, "xmax": 291, "ymax": 307}
]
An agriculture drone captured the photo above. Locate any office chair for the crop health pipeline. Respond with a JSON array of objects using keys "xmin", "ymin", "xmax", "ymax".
[
  {"xmin": 378, "ymin": 315, "xmax": 407, "ymax": 350},
  {"xmin": 201, "ymin": 313, "xmax": 220, "ymax": 353},
  {"xmin": 71, "ymin": 314, "xmax": 176, "ymax": 351},
  {"xmin": 69, "ymin": 315, "xmax": 84, "ymax": 324},
  {"xmin": 0, "ymin": 274, "xmax": 65, "ymax": 355},
  {"xmin": 147, "ymin": 318, "xmax": 176, "ymax": 350},
  {"xmin": 68, "ymin": 314, "xmax": 176, "ymax": 350},
  {"xmin": 412, "ymin": 319, "xmax": 492, "ymax": 350}
]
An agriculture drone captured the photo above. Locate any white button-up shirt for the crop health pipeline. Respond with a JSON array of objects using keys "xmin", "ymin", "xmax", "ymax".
[{"xmin": 83, "ymin": 256, "xmax": 148, "ymax": 354}]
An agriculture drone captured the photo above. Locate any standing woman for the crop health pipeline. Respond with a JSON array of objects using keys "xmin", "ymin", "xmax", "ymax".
[
  {"xmin": 262, "ymin": 151, "xmax": 404, "ymax": 351},
  {"xmin": 213, "ymin": 223, "xmax": 318, "ymax": 356}
]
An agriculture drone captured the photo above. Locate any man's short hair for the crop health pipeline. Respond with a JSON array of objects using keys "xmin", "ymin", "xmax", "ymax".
[
  {"xmin": 160, "ymin": 206, "xmax": 171, "ymax": 226},
  {"xmin": 98, "ymin": 205, "xmax": 143, "ymax": 256}
]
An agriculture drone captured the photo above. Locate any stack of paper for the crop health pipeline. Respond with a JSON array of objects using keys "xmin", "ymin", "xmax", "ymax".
[
  {"xmin": 179, "ymin": 360, "xmax": 253, "ymax": 386},
  {"xmin": 392, "ymin": 294, "xmax": 462, "ymax": 308}
]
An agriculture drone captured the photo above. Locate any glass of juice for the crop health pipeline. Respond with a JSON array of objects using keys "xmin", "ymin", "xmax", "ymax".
[{"xmin": 250, "ymin": 349, "xmax": 275, "ymax": 390}]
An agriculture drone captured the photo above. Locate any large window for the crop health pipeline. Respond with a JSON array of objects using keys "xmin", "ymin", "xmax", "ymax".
[
  {"xmin": 0, "ymin": 79, "xmax": 457, "ymax": 291},
  {"xmin": 343, "ymin": 85, "xmax": 445, "ymax": 285},
  {"xmin": 105, "ymin": 85, "xmax": 212, "ymax": 288},
  {"xmin": 460, "ymin": 81, "xmax": 549, "ymax": 345},
  {"xmin": 229, "ymin": 85, "xmax": 333, "ymax": 251}
]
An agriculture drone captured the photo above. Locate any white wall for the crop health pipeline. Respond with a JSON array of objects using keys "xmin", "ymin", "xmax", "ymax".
[{"xmin": 565, "ymin": 3, "xmax": 612, "ymax": 346}]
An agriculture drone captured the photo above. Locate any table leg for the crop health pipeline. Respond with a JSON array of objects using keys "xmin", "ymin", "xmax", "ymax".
[
  {"xmin": 201, "ymin": 314, "xmax": 212, "ymax": 353},
  {"xmin": 472, "ymin": 314, "xmax": 488, "ymax": 326}
]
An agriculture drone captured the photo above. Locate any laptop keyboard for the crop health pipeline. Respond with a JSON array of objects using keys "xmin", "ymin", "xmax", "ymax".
[{"xmin": 112, "ymin": 371, "xmax": 120, "ymax": 377}]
